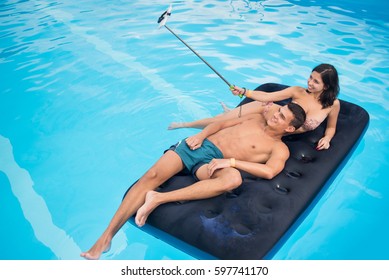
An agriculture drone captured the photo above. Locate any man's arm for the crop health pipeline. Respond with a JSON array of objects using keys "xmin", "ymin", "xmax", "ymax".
[
  {"xmin": 186, "ymin": 114, "xmax": 257, "ymax": 150},
  {"xmin": 208, "ymin": 142, "xmax": 289, "ymax": 179}
]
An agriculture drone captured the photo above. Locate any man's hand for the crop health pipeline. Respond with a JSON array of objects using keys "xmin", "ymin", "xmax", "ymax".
[
  {"xmin": 185, "ymin": 135, "xmax": 205, "ymax": 150},
  {"xmin": 207, "ymin": 158, "xmax": 233, "ymax": 177}
]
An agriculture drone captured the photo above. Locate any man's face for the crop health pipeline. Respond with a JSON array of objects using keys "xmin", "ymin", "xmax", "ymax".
[{"xmin": 268, "ymin": 105, "xmax": 294, "ymax": 132}]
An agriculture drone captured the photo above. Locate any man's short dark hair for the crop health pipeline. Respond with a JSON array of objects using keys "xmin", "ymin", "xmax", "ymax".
[{"xmin": 287, "ymin": 102, "xmax": 306, "ymax": 129}]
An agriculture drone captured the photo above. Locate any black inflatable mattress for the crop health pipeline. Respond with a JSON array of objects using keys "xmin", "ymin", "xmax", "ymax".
[{"xmin": 125, "ymin": 83, "xmax": 369, "ymax": 259}]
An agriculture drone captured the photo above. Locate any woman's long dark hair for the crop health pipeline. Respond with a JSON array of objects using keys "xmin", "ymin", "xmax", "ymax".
[{"xmin": 312, "ymin": 64, "xmax": 340, "ymax": 108}]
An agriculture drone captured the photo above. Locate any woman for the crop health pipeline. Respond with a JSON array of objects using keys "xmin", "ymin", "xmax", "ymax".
[{"xmin": 169, "ymin": 63, "xmax": 340, "ymax": 150}]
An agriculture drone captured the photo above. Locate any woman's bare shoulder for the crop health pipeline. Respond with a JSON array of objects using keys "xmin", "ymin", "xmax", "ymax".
[
  {"xmin": 333, "ymin": 99, "xmax": 340, "ymax": 107},
  {"xmin": 329, "ymin": 99, "xmax": 341, "ymax": 114}
]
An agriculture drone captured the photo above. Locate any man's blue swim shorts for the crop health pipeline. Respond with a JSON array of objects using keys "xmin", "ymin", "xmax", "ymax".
[{"xmin": 167, "ymin": 138, "xmax": 224, "ymax": 177}]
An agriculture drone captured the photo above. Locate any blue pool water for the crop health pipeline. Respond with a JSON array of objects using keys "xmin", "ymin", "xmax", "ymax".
[{"xmin": 0, "ymin": 0, "xmax": 388, "ymax": 260}]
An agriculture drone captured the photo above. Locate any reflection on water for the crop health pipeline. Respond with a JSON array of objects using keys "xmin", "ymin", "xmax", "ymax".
[{"xmin": 0, "ymin": 136, "xmax": 81, "ymax": 259}]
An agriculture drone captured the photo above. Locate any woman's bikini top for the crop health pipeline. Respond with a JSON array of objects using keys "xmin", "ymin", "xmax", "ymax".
[{"xmin": 301, "ymin": 118, "xmax": 321, "ymax": 131}]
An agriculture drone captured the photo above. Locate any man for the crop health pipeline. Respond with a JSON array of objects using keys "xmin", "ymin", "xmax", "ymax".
[{"xmin": 81, "ymin": 102, "xmax": 306, "ymax": 260}]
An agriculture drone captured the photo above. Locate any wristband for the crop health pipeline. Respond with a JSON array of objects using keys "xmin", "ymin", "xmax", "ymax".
[
  {"xmin": 230, "ymin": 158, "xmax": 236, "ymax": 167},
  {"xmin": 242, "ymin": 87, "xmax": 246, "ymax": 96},
  {"xmin": 245, "ymin": 89, "xmax": 252, "ymax": 98}
]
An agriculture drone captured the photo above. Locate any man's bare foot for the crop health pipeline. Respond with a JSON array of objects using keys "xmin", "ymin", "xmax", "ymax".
[
  {"xmin": 135, "ymin": 191, "xmax": 161, "ymax": 227},
  {"xmin": 167, "ymin": 122, "xmax": 185, "ymax": 130},
  {"xmin": 80, "ymin": 236, "xmax": 111, "ymax": 260},
  {"xmin": 220, "ymin": 102, "xmax": 231, "ymax": 113}
]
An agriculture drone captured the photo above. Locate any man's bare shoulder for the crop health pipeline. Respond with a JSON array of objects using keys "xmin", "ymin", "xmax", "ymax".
[{"xmin": 271, "ymin": 141, "xmax": 290, "ymax": 159}]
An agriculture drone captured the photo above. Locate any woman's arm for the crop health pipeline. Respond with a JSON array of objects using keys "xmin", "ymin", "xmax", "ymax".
[
  {"xmin": 316, "ymin": 99, "xmax": 340, "ymax": 150},
  {"xmin": 231, "ymin": 85, "xmax": 300, "ymax": 102}
]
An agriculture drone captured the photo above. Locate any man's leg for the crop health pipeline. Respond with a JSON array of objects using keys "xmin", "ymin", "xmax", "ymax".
[
  {"xmin": 80, "ymin": 150, "xmax": 184, "ymax": 260},
  {"xmin": 135, "ymin": 166, "xmax": 242, "ymax": 227}
]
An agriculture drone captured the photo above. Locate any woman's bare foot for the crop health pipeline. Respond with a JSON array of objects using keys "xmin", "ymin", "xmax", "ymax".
[
  {"xmin": 80, "ymin": 235, "xmax": 111, "ymax": 260},
  {"xmin": 167, "ymin": 122, "xmax": 186, "ymax": 130},
  {"xmin": 220, "ymin": 101, "xmax": 231, "ymax": 113},
  {"xmin": 135, "ymin": 191, "xmax": 161, "ymax": 227}
]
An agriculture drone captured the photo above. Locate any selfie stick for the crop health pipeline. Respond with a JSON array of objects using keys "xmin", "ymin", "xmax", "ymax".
[{"xmin": 158, "ymin": 5, "xmax": 234, "ymax": 90}]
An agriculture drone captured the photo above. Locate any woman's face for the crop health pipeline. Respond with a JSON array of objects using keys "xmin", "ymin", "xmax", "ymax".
[{"xmin": 307, "ymin": 71, "xmax": 326, "ymax": 94}]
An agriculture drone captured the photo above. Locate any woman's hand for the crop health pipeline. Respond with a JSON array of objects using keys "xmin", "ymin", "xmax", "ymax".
[
  {"xmin": 316, "ymin": 136, "xmax": 331, "ymax": 150},
  {"xmin": 230, "ymin": 85, "xmax": 245, "ymax": 96},
  {"xmin": 185, "ymin": 135, "xmax": 205, "ymax": 150}
]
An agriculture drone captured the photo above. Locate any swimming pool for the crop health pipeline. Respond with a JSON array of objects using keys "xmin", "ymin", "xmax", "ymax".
[{"xmin": 0, "ymin": 0, "xmax": 388, "ymax": 260}]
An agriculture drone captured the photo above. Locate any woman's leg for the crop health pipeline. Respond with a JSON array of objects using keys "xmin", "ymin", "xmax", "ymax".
[{"xmin": 168, "ymin": 101, "xmax": 263, "ymax": 130}]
